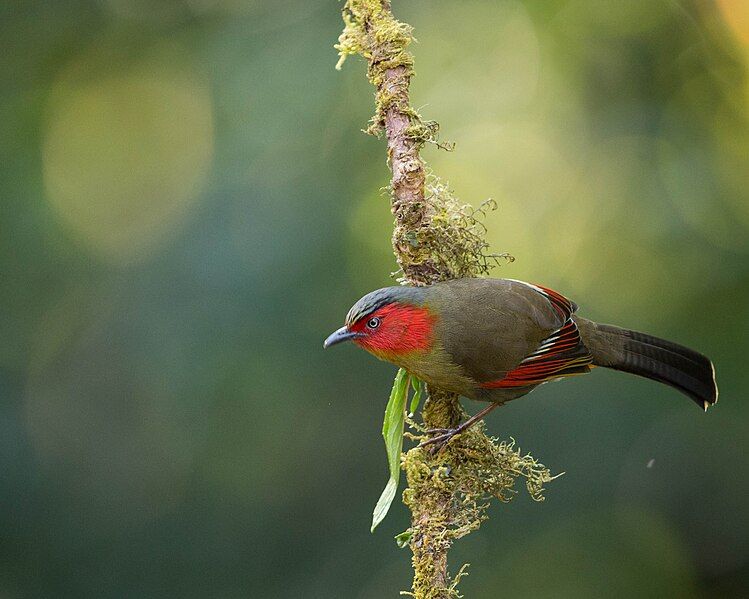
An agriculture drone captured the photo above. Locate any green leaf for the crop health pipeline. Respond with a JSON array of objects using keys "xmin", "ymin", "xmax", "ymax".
[
  {"xmin": 394, "ymin": 529, "xmax": 413, "ymax": 549},
  {"xmin": 408, "ymin": 378, "xmax": 423, "ymax": 417},
  {"xmin": 371, "ymin": 479, "xmax": 398, "ymax": 534},
  {"xmin": 371, "ymin": 368, "xmax": 410, "ymax": 532},
  {"xmin": 382, "ymin": 369, "xmax": 409, "ymax": 475}
]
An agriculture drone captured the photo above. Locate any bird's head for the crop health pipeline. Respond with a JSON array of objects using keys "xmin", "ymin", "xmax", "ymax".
[{"xmin": 323, "ymin": 286, "xmax": 436, "ymax": 358}]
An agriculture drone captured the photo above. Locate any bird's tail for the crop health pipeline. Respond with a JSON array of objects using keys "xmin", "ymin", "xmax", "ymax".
[{"xmin": 575, "ymin": 318, "xmax": 718, "ymax": 410}]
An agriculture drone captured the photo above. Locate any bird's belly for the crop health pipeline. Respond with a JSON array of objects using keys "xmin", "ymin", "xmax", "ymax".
[
  {"xmin": 382, "ymin": 346, "xmax": 477, "ymax": 398},
  {"xmin": 475, "ymin": 384, "xmax": 539, "ymax": 404}
]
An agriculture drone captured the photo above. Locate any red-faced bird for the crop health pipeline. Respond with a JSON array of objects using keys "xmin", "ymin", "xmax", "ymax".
[{"xmin": 324, "ymin": 278, "xmax": 718, "ymax": 446}]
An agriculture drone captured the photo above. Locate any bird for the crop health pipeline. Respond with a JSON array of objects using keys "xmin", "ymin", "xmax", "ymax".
[{"xmin": 324, "ymin": 278, "xmax": 718, "ymax": 447}]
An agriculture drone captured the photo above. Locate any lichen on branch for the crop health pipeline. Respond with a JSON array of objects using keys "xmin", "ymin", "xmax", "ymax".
[
  {"xmin": 335, "ymin": 0, "xmax": 508, "ymax": 286},
  {"xmin": 402, "ymin": 391, "xmax": 557, "ymax": 599},
  {"xmin": 402, "ymin": 429, "xmax": 557, "ymax": 598},
  {"xmin": 335, "ymin": 2, "xmax": 556, "ymax": 597},
  {"xmin": 335, "ymin": 0, "xmax": 417, "ymax": 137}
]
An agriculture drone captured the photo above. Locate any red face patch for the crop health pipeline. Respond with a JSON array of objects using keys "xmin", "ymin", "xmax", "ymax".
[{"xmin": 350, "ymin": 303, "xmax": 436, "ymax": 355}]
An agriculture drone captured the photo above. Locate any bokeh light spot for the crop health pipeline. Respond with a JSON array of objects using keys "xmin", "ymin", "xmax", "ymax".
[
  {"xmin": 717, "ymin": 0, "xmax": 749, "ymax": 47},
  {"xmin": 657, "ymin": 138, "xmax": 747, "ymax": 253},
  {"xmin": 417, "ymin": 0, "xmax": 540, "ymax": 123},
  {"xmin": 43, "ymin": 41, "xmax": 214, "ymax": 265}
]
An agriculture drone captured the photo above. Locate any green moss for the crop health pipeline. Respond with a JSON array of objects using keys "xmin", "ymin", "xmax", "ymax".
[
  {"xmin": 392, "ymin": 173, "xmax": 513, "ymax": 285},
  {"xmin": 334, "ymin": 2, "xmax": 455, "ymax": 150},
  {"xmin": 335, "ymin": 0, "xmax": 416, "ymax": 136},
  {"xmin": 402, "ymin": 416, "xmax": 559, "ymax": 598},
  {"xmin": 336, "ymin": 2, "xmax": 512, "ymax": 286}
]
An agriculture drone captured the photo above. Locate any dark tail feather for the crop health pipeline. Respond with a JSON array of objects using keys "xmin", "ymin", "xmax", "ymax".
[{"xmin": 577, "ymin": 320, "xmax": 718, "ymax": 410}]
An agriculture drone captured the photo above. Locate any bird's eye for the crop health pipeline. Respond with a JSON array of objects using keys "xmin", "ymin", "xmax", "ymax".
[{"xmin": 367, "ymin": 317, "xmax": 381, "ymax": 330}]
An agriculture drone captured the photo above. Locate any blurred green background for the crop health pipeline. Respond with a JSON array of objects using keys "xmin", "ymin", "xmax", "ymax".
[{"xmin": 1, "ymin": 0, "xmax": 748, "ymax": 597}]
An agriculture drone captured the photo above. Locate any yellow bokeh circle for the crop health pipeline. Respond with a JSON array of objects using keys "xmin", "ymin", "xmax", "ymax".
[{"xmin": 43, "ymin": 41, "xmax": 214, "ymax": 264}]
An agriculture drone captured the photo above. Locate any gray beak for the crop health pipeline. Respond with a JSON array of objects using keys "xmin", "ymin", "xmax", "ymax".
[{"xmin": 323, "ymin": 326, "xmax": 363, "ymax": 348}]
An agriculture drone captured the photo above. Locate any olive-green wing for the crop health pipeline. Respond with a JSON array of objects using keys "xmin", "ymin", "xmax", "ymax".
[{"xmin": 431, "ymin": 278, "xmax": 592, "ymax": 386}]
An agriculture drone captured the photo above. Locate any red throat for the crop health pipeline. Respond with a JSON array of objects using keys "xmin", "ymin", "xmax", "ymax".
[{"xmin": 351, "ymin": 303, "xmax": 436, "ymax": 355}]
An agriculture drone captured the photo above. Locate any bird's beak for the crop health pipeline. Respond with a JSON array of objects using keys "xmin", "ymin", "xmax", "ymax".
[{"xmin": 323, "ymin": 326, "xmax": 363, "ymax": 348}]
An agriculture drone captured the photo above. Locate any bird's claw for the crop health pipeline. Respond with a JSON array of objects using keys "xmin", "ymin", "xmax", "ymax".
[{"xmin": 418, "ymin": 428, "xmax": 461, "ymax": 452}]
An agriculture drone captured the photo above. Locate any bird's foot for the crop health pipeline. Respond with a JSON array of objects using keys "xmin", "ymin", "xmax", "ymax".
[
  {"xmin": 418, "ymin": 428, "xmax": 462, "ymax": 452},
  {"xmin": 417, "ymin": 403, "xmax": 503, "ymax": 452}
]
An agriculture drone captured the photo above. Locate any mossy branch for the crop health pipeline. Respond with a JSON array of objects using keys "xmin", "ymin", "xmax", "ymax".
[{"xmin": 335, "ymin": 2, "xmax": 556, "ymax": 597}]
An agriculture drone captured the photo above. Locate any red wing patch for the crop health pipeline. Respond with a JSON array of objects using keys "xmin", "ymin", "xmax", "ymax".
[
  {"xmin": 481, "ymin": 320, "xmax": 593, "ymax": 389},
  {"xmin": 507, "ymin": 279, "xmax": 579, "ymax": 319},
  {"xmin": 534, "ymin": 284, "xmax": 577, "ymax": 319}
]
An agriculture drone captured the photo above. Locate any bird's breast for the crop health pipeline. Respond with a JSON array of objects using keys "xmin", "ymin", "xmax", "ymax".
[{"xmin": 375, "ymin": 344, "xmax": 478, "ymax": 397}]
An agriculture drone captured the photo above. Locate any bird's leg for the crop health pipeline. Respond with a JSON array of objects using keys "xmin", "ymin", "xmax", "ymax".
[
  {"xmin": 419, "ymin": 402, "xmax": 502, "ymax": 449},
  {"xmin": 423, "ymin": 403, "xmax": 502, "ymax": 436}
]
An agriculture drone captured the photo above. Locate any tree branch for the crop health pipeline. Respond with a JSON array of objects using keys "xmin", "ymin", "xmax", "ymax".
[{"xmin": 335, "ymin": 2, "xmax": 556, "ymax": 597}]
